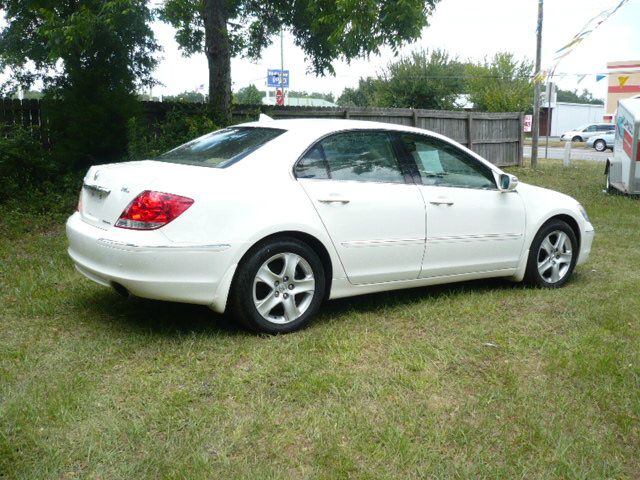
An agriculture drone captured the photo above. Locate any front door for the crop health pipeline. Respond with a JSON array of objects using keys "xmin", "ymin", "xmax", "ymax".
[
  {"xmin": 295, "ymin": 130, "xmax": 426, "ymax": 285},
  {"xmin": 397, "ymin": 133, "xmax": 526, "ymax": 278}
]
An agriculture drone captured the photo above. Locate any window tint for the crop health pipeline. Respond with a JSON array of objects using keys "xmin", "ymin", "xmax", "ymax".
[
  {"xmin": 401, "ymin": 134, "xmax": 496, "ymax": 189},
  {"xmin": 296, "ymin": 131, "xmax": 405, "ymax": 183},
  {"xmin": 585, "ymin": 125, "xmax": 597, "ymax": 132},
  {"xmin": 157, "ymin": 127, "xmax": 285, "ymax": 168}
]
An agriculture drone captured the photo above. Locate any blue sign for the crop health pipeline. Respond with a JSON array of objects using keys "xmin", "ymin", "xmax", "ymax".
[{"xmin": 267, "ymin": 69, "xmax": 289, "ymax": 88}]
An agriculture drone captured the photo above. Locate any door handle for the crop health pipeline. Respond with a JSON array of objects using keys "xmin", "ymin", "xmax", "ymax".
[
  {"xmin": 318, "ymin": 198, "xmax": 350, "ymax": 204},
  {"xmin": 429, "ymin": 199, "xmax": 454, "ymax": 206}
]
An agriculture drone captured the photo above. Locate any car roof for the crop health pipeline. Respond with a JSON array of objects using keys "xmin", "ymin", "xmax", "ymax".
[{"xmin": 237, "ymin": 117, "xmax": 436, "ymax": 137}]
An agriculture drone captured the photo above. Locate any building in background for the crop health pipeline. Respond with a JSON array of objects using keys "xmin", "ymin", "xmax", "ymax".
[
  {"xmin": 263, "ymin": 91, "xmax": 337, "ymax": 107},
  {"xmin": 538, "ymin": 83, "xmax": 605, "ymax": 137},
  {"xmin": 605, "ymin": 60, "xmax": 640, "ymax": 121}
]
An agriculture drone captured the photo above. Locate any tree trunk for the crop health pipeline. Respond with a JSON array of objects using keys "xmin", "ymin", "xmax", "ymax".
[{"xmin": 203, "ymin": 0, "xmax": 231, "ymax": 123}]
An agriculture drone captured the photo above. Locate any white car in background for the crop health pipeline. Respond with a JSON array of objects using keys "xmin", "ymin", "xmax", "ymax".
[
  {"xmin": 560, "ymin": 123, "xmax": 614, "ymax": 142},
  {"xmin": 67, "ymin": 118, "xmax": 594, "ymax": 333}
]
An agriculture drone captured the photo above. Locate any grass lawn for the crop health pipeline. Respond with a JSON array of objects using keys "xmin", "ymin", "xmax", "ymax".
[{"xmin": 1, "ymin": 160, "xmax": 638, "ymax": 479}]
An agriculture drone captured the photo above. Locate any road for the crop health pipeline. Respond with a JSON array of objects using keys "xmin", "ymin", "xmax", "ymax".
[{"xmin": 524, "ymin": 146, "xmax": 610, "ymax": 162}]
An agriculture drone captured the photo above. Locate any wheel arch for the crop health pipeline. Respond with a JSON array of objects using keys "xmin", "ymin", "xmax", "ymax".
[
  {"xmin": 536, "ymin": 213, "xmax": 581, "ymax": 252},
  {"xmin": 232, "ymin": 230, "xmax": 334, "ymax": 302}
]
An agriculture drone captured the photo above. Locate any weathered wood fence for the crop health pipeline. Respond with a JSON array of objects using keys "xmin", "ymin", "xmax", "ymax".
[{"xmin": 1, "ymin": 99, "xmax": 524, "ymax": 166}]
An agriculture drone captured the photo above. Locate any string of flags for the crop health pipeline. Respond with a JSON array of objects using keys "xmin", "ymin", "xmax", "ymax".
[{"xmin": 534, "ymin": 0, "xmax": 631, "ymax": 85}]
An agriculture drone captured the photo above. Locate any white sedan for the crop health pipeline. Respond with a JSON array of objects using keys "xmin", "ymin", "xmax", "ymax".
[{"xmin": 67, "ymin": 118, "xmax": 594, "ymax": 333}]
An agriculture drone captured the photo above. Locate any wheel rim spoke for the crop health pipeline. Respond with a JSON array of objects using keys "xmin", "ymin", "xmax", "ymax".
[
  {"xmin": 282, "ymin": 296, "xmax": 301, "ymax": 322},
  {"xmin": 255, "ymin": 264, "xmax": 279, "ymax": 286},
  {"xmin": 281, "ymin": 252, "xmax": 300, "ymax": 279},
  {"xmin": 558, "ymin": 253, "xmax": 572, "ymax": 264},
  {"xmin": 540, "ymin": 237, "xmax": 554, "ymax": 256},
  {"xmin": 538, "ymin": 257, "xmax": 553, "ymax": 274},
  {"xmin": 293, "ymin": 277, "xmax": 315, "ymax": 294},
  {"xmin": 256, "ymin": 292, "xmax": 281, "ymax": 317},
  {"xmin": 550, "ymin": 263, "xmax": 561, "ymax": 282}
]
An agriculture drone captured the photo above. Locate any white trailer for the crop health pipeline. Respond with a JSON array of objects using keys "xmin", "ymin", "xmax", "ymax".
[{"xmin": 605, "ymin": 99, "xmax": 640, "ymax": 195}]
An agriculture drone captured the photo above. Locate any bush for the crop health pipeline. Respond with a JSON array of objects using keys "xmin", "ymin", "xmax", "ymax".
[{"xmin": 128, "ymin": 107, "xmax": 219, "ymax": 160}]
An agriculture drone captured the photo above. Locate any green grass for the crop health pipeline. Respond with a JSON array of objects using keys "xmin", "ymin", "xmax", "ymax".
[{"xmin": 1, "ymin": 160, "xmax": 638, "ymax": 479}]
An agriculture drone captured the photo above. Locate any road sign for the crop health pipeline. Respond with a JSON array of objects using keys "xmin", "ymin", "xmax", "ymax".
[{"xmin": 267, "ymin": 69, "xmax": 289, "ymax": 88}]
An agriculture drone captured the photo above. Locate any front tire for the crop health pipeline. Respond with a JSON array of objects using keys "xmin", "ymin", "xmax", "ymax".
[
  {"xmin": 594, "ymin": 139, "xmax": 606, "ymax": 152},
  {"xmin": 525, "ymin": 220, "xmax": 578, "ymax": 288},
  {"xmin": 229, "ymin": 237, "xmax": 326, "ymax": 333},
  {"xmin": 571, "ymin": 136, "xmax": 582, "ymax": 142}
]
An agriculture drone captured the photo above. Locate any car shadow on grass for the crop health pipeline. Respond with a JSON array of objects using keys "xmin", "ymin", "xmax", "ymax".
[{"xmin": 76, "ymin": 277, "xmax": 523, "ymax": 337}]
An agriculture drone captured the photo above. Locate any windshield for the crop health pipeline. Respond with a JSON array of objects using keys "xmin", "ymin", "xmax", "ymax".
[{"xmin": 157, "ymin": 127, "xmax": 286, "ymax": 168}]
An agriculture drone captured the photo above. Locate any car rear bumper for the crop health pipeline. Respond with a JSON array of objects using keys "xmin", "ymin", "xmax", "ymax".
[{"xmin": 66, "ymin": 212, "xmax": 237, "ymax": 310}]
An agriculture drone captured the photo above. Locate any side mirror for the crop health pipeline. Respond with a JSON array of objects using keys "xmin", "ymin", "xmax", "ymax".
[{"xmin": 499, "ymin": 173, "xmax": 518, "ymax": 192}]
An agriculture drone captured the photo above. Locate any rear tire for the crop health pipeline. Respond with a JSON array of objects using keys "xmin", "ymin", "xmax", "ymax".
[
  {"xmin": 229, "ymin": 237, "xmax": 325, "ymax": 334},
  {"xmin": 525, "ymin": 220, "xmax": 578, "ymax": 288},
  {"xmin": 594, "ymin": 139, "xmax": 606, "ymax": 152}
]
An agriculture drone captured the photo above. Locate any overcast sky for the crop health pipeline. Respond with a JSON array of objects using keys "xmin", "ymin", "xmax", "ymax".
[{"xmin": 151, "ymin": 0, "xmax": 640, "ymax": 101}]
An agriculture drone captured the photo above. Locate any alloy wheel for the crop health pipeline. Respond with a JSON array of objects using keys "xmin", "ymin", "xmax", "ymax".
[
  {"xmin": 252, "ymin": 252, "xmax": 315, "ymax": 324},
  {"xmin": 537, "ymin": 230, "xmax": 573, "ymax": 284}
]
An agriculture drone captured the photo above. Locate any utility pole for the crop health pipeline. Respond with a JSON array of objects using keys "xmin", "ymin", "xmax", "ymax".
[
  {"xmin": 531, "ymin": 0, "xmax": 544, "ymax": 169},
  {"xmin": 280, "ymin": 28, "xmax": 285, "ymax": 106}
]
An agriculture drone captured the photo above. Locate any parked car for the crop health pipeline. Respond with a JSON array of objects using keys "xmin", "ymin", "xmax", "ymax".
[
  {"xmin": 586, "ymin": 131, "xmax": 615, "ymax": 152},
  {"xmin": 560, "ymin": 123, "xmax": 614, "ymax": 142},
  {"xmin": 67, "ymin": 118, "xmax": 594, "ymax": 333}
]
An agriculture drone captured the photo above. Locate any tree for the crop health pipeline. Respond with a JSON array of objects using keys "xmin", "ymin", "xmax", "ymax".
[
  {"xmin": 337, "ymin": 50, "xmax": 465, "ymax": 110},
  {"xmin": 235, "ymin": 84, "xmax": 264, "ymax": 105},
  {"xmin": 163, "ymin": 91, "xmax": 207, "ymax": 103},
  {"xmin": 466, "ymin": 53, "xmax": 534, "ymax": 113},
  {"xmin": 377, "ymin": 49, "xmax": 466, "ymax": 109},
  {"xmin": 337, "ymin": 77, "xmax": 383, "ymax": 107},
  {"xmin": 557, "ymin": 88, "xmax": 603, "ymax": 105},
  {"xmin": 0, "ymin": 0, "xmax": 159, "ymax": 169},
  {"xmin": 159, "ymin": 0, "xmax": 439, "ymax": 121}
]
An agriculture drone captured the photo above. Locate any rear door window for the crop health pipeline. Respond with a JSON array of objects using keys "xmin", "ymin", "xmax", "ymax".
[{"xmin": 296, "ymin": 131, "xmax": 406, "ymax": 184}]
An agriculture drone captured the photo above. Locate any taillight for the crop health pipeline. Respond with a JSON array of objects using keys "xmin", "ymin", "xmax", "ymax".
[{"xmin": 115, "ymin": 190, "xmax": 194, "ymax": 230}]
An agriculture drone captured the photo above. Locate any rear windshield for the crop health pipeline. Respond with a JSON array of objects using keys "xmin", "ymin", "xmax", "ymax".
[{"xmin": 156, "ymin": 127, "xmax": 286, "ymax": 168}]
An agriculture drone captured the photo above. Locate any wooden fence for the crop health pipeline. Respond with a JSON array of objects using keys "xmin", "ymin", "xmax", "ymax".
[{"xmin": 1, "ymin": 99, "xmax": 524, "ymax": 166}]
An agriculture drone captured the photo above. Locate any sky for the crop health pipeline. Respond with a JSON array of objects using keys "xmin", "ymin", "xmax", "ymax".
[
  {"xmin": 1, "ymin": 0, "xmax": 639, "ymax": 100},
  {"xmin": 150, "ymin": 0, "xmax": 640, "ymax": 101}
]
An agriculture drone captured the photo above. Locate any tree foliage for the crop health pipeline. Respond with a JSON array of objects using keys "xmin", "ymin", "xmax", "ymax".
[
  {"xmin": 557, "ymin": 88, "xmax": 603, "ymax": 105},
  {"xmin": 0, "ymin": 0, "xmax": 159, "ymax": 168},
  {"xmin": 159, "ymin": 0, "xmax": 440, "ymax": 118},
  {"xmin": 466, "ymin": 53, "xmax": 534, "ymax": 113},
  {"xmin": 378, "ymin": 50, "xmax": 466, "ymax": 109},
  {"xmin": 337, "ymin": 50, "xmax": 466, "ymax": 110},
  {"xmin": 235, "ymin": 84, "xmax": 264, "ymax": 105},
  {"xmin": 162, "ymin": 91, "xmax": 207, "ymax": 103}
]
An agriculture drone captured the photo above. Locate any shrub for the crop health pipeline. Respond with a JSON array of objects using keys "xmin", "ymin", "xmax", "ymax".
[{"xmin": 128, "ymin": 107, "xmax": 219, "ymax": 160}]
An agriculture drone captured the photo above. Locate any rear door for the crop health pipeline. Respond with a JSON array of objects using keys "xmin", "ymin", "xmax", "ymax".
[
  {"xmin": 397, "ymin": 133, "xmax": 526, "ymax": 278},
  {"xmin": 295, "ymin": 130, "xmax": 426, "ymax": 285}
]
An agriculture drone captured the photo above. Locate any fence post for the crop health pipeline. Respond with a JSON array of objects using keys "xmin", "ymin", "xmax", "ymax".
[
  {"xmin": 344, "ymin": 109, "xmax": 350, "ymax": 119},
  {"xmin": 412, "ymin": 109, "xmax": 418, "ymax": 127},
  {"xmin": 467, "ymin": 112, "xmax": 474, "ymax": 151},
  {"xmin": 518, "ymin": 112, "xmax": 525, "ymax": 166}
]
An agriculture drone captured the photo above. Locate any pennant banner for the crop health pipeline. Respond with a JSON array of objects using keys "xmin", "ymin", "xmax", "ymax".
[
  {"xmin": 618, "ymin": 75, "xmax": 630, "ymax": 87},
  {"xmin": 547, "ymin": 0, "xmax": 630, "ymax": 79},
  {"xmin": 596, "ymin": 74, "xmax": 607, "ymax": 82}
]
